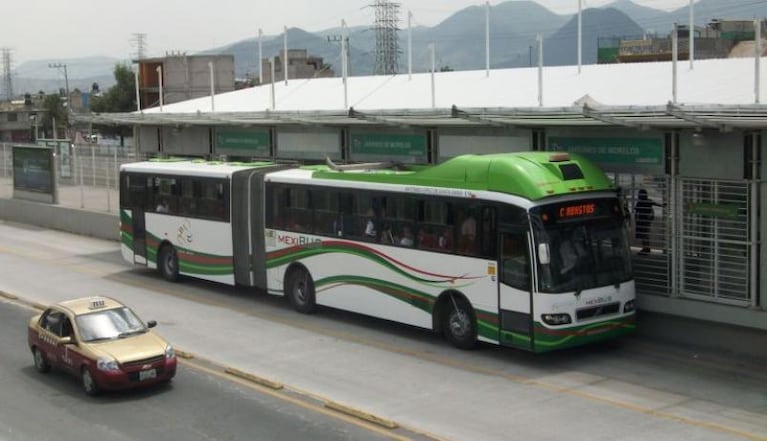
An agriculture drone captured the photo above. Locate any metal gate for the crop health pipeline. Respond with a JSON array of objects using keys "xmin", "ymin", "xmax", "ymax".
[
  {"xmin": 611, "ymin": 173, "xmax": 672, "ymax": 296},
  {"xmin": 678, "ymin": 179, "xmax": 752, "ymax": 306}
]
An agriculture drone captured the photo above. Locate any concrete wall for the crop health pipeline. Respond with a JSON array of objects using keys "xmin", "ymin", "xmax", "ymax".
[{"xmin": 0, "ymin": 197, "xmax": 118, "ymax": 241}]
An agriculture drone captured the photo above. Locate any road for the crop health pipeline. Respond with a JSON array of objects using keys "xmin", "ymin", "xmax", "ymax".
[
  {"xmin": 0, "ymin": 300, "xmax": 410, "ymax": 441},
  {"xmin": 0, "ymin": 219, "xmax": 766, "ymax": 441}
]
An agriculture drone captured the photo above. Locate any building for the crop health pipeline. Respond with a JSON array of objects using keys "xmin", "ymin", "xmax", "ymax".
[
  {"xmin": 599, "ymin": 19, "xmax": 767, "ymax": 63},
  {"xmin": 136, "ymin": 54, "xmax": 235, "ymax": 110},
  {"xmin": 260, "ymin": 49, "xmax": 334, "ymax": 84},
  {"xmin": 0, "ymin": 95, "xmax": 45, "ymax": 143}
]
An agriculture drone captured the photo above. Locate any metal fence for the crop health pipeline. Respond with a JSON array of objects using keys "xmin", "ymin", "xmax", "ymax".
[{"xmin": 0, "ymin": 142, "xmax": 141, "ymax": 213}]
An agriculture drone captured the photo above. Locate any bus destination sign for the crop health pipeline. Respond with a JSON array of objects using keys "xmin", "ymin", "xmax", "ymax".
[{"xmin": 558, "ymin": 203, "xmax": 596, "ymax": 219}]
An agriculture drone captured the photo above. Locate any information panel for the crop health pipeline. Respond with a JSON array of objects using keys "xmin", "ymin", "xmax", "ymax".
[
  {"xmin": 215, "ymin": 128, "xmax": 271, "ymax": 156},
  {"xmin": 548, "ymin": 137, "xmax": 664, "ymax": 174},
  {"xmin": 12, "ymin": 145, "xmax": 56, "ymax": 203},
  {"xmin": 350, "ymin": 133, "xmax": 427, "ymax": 159}
]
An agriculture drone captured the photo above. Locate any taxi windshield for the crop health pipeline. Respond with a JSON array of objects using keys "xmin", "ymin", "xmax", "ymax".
[{"xmin": 75, "ymin": 307, "xmax": 147, "ymax": 342}]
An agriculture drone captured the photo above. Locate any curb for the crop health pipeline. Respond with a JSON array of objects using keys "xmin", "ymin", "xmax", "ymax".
[
  {"xmin": 325, "ymin": 400, "xmax": 399, "ymax": 429},
  {"xmin": 225, "ymin": 367, "xmax": 284, "ymax": 390}
]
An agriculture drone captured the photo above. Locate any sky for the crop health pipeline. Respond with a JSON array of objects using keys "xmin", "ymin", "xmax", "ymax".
[{"xmin": 4, "ymin": 0, "xmax": 691, "ymax": 65}]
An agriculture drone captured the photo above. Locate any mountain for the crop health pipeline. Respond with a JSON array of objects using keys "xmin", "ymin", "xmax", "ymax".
[
  {"xmin": 543, "ymin": 8, "xmax": 644, "ymax": 66},
  {"xmin": 10, "ymin": 0, "xmax": 767, "ymax": 97},
  {"xmin": 13, "ymin": 56, "xmax": 125, "ymax": 96},
  {"xmin": 667, "ymin": 0, "xmax": 767, "ymax": 29},
  {"xmin": 602, "ymin": 0, "xmax": 670, "ymax": 33},
  {"xmin": 413, "ymin": 0, "xmax": 570, "ymax": 70}
]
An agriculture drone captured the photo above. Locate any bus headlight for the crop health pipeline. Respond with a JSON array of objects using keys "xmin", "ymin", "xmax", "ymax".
[
  {"xmin": 541, "ymin": 313, "xmax": 572, "ymax": 326},
  {"xmin": 623, "ymin": 300, "xmax": 635, "ymax": 313}
]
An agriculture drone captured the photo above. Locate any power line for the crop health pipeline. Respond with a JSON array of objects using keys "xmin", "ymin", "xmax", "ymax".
[
  {"xmin": 372, "ymin": 0, "xmax": 400, "ymax": 75},
  {"xmin": 2, "ymin": 48, "xmax": 13, "ymax": 101},
  {"xmin": 131, "ymin": 33, "xmax": 148, "ymax": 60}
]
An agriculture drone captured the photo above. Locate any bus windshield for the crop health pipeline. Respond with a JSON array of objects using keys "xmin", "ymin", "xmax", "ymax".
[{"xmin": 531, "ymin": 198, "xmax": 631, "ymax": 293}]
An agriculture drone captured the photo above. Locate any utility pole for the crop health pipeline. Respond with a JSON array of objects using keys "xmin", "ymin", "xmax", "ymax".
[
  {"xmin": 1, "ymin": 48, "xmax": 13, "ymax": 101},
  {"xmin": 327, "ymin": 33, "xmax": 351, "ymax": 76}
]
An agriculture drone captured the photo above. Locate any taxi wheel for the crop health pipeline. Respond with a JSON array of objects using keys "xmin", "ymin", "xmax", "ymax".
[
  {"xmin": 32, "ymin": 347, "xmax": 50, "ymax": 373},
  {"xmin": 287, "ymin": 267, "xmax": 316, "ymax": 314},
  {"xmin": 158, "ymin": 244, "xmax": 179, "ymax": 282},
  {"xmin": 444, "ymin": 295, "xmax": 477, "ymax": 350},
  {"xmin": 81, "ymin": 367, "xmax": 100, "ymax": 396}
]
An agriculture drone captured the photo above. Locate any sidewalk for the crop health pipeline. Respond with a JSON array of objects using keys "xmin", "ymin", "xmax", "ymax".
[{"xmin": 0, "ymin": 176, "xmax": 119, "ymax": 214}]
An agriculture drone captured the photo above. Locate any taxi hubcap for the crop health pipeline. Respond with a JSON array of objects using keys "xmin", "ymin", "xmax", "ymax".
[
  {"xmin": 82, "ymin": 369, "xmax": 95, "ymax": 392},
  {"xmin": 34, "ymin": 350, "xmax": 44, "ymax": 368}
]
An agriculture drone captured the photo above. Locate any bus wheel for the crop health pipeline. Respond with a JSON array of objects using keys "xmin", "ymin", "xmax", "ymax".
[
  {"xmin": 158, "ymin": 244, "xmax": 179, "ymax": 282},
  {"xmin": 287, "ymin": 267, "xmax": 316, "ymax": 314},
  {"xmin": 444, "ymin": 295, "xmax": 477, "ymax": 350}
]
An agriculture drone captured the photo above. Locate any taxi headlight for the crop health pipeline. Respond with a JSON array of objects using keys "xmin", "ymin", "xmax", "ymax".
[
  {"xmin": 96, "ymin": 357, "xmax": 119, "ymax": 371},
  {"xmin": 164, "ymin": 344, "xmax": 175, "ymax": 359}
]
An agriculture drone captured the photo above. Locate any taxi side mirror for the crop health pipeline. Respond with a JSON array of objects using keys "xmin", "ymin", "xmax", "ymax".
[
  {"xmin": 58, "ymin": 336, "xmax": 73, "ymax": 346},
  {"xmin": 147, "ymin": 320, "xmax": 157, "ymax": 329}
]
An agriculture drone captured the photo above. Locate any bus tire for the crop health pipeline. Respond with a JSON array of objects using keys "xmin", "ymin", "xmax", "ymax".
[
  {"xmin": 444, "ymin": 295, "xmax": 477, "ymax": 350},
  {"xmin": 286, "ymin": 267, "xmax": 316, "ymax": 314},
  {"xmin": 158, "ymin": 244, "xmax": 179, "ymax": 282}
]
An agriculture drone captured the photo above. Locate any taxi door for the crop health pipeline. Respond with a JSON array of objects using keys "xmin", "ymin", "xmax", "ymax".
[
  {"xmin": 35, "ymin": 310, "xmax": 68, "ymax": 368},
  {"xmin": 497, "ymin": 231, "xmax": 534, "ymax": 350}
]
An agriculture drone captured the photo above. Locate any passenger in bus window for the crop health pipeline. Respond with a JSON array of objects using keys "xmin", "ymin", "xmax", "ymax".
[
  {"xmin": 156, "ymin": 198, "xmax": 169, "ymax": 213},
  {"xmin": 364, "ymin": 208, "xmax": 377, "ymax": 238},
  {"xmin": 399, "ymin": 226, "xmax": 414, "ymax": 247},
  {"xmin": 459, "ymin": 210, "xmax": 477, "ymax": 253},
  {"xmin": 380, "ymin": 224, "xmax": 394, "ymax": 244},
  {"xmin": 333, "ymin": 215, "xmax": 344, "ymax": 237}
]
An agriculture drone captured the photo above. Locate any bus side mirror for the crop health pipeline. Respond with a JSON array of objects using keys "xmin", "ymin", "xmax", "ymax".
[{"xmin": 538, "ymin": 243, "xmax": 550, "ymax": 265}]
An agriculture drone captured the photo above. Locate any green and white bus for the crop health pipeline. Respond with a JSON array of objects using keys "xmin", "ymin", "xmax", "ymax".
[{"xmin": 120, "ymin": 153, "xmax": 635, "ymax": 352}]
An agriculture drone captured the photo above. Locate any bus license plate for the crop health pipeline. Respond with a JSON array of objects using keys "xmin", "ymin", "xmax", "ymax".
[{"xmin": 139, "ymin": 369, "xmax": 157, "ymax": 381}]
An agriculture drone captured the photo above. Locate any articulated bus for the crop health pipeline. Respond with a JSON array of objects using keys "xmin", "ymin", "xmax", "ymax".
[{"xmin": 119, "ymin": 153, "xmax": 635, "ymax": 352}]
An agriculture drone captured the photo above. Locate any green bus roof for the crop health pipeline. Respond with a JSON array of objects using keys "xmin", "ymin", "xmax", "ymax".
[{"xmin": 309, "ymin": 152, "xmax": 614, "ymax": 201}]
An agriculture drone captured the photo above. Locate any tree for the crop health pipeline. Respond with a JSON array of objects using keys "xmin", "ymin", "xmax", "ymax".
[
  {"xmin": 90, "ymin": 64, "xmax": 136, "ymax": 113},
  {"xmin": 89, "ymin": 64, "xmax": 136, "ymax": 142},
  {"xmin": 41, "ymin": 94, "xmax": 67, "ymax": 138}
]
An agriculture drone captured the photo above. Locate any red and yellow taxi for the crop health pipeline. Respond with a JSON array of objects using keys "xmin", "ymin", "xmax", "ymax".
[{"xmin": 27, "ymin": 296, "xmax": 177, "ymax": 395}]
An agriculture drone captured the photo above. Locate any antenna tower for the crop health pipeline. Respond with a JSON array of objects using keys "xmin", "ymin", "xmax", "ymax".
[
  {"xmin": 372, "ymin": 0, "xmax": 400, "ymax": 75},
  {"xmin": 131, "ymin": 33, "xmax": 148, "ymax": 60},
  {"xmin": 2, "ymin": 48, "xmax": 13, "ymax": 101}
]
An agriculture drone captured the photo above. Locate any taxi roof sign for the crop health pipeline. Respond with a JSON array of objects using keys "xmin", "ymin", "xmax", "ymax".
[{"xmin": 88, "ymin": 298, "xmax": 107, "ymax": 310}]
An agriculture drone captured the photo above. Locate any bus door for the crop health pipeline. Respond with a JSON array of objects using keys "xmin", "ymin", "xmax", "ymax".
[
  {"xmin": 126, "ymin": 174, "xmax": 148, "ymax": 264},
  {"xmin": 132, "ymin": 207, "xmax": 147, "ymax": 264},
  {"xmin": 497, "ymin": 231, "xmax": 533, "ymax": 350}
]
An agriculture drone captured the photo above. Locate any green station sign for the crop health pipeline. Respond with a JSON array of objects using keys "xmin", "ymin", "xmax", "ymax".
[
  {"xmin": 688, "ymin": 203, "xmax": 740, "ymax": 219},
  {"xmin": 351, "ymin": 133, "xmax": 427, "ymax": 157},
  {"xmin": 215, "ymin": 129, "xmax": 270, "ymax": 155},
  {"xmin": 548, "ymin": 137, "xmax": 664, "ymax": 173}
]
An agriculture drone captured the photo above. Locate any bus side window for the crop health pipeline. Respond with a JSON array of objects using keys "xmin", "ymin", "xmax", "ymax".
[
  {"xmin": 199, "ymin": 180, "xmax": 225, "ymax": 221},
  {"xmin": 501, "ymin": 233, "xmax": 530, "ymax": 291}
]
